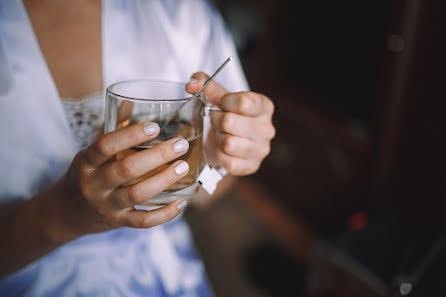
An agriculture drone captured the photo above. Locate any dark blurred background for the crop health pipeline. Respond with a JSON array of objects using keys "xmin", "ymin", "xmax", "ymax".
[{"xmin": 185, "ymin": 1, "xmax": 446, "ymax": 296}]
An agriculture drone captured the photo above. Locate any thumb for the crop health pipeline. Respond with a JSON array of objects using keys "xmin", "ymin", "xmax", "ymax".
[{"xmin": 185, "ymin": 72, "xmax": 228, "ymax": 105}]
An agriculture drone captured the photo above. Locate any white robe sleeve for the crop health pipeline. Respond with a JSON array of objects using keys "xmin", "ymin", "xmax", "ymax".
[{"xmin": 195, "ymin": 1, "xmax": 250, "ymax": 92}]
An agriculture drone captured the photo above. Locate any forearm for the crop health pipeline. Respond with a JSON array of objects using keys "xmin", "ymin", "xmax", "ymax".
[{"xmin": 0, "ymin": 188, "xmax": 71, "ymax": 278}]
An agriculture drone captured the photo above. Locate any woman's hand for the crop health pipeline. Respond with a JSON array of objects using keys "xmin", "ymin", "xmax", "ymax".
[
  {"xmin": 47, "ymin": 122, "xmax": 190, "ymax": 242},
  {"xmin": 186, "ymin": 72, "xmax": 275, "ymax": 176}
]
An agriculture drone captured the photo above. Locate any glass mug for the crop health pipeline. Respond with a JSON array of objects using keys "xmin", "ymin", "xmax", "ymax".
[{"xmin": 104, "ymin": 79, "xmax": 208, "ymax": 205}]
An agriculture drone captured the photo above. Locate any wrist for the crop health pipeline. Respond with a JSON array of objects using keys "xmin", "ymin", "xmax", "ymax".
[
  {"xmin": 33, "ymin": 184, "xmax": 79, "ymax": 245},
  {"xmin": 0, "ymin": 187, "xmax": 77, "ymax": 277}
]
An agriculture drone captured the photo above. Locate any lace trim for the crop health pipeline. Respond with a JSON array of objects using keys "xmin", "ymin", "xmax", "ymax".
[{"xmin": 61, "ymin": 92, "xmax": 105, "ymax": 150}]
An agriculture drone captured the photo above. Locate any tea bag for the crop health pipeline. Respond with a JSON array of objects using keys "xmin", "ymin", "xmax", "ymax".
[{"xmin": 197, "ymin": 165, "xmax": 227, "ymax": 194}]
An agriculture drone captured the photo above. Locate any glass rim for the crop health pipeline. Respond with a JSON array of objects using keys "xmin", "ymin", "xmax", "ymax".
[{"xmin": 106, "ymin": 79, "xmax": 201, "ymax": 103}]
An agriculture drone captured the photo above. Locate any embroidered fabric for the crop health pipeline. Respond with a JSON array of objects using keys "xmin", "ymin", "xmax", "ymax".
[{"xmin": 61, "ymin": 92, "xmax": 104, "ymax": 150}]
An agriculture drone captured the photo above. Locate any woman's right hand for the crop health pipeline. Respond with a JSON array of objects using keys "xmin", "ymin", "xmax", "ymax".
[{"xmin": 46, "ymin": 122, "xmax": 190, "ymax": 243}]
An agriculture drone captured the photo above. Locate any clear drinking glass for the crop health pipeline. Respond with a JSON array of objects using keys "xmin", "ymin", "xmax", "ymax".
[{"xmin": 104, "ymin": 80, "xmax": 206, "ymax": 205}]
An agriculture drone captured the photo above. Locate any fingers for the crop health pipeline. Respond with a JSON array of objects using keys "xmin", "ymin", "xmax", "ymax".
[
  {"xmin": 211, "ymin": 109, "xmax": 276, "ymax": 141},
  {"xmin": 185, "ymin": 72, "xmax": 275, "ymax": 177},
  {"xmin": 111, "ymin": 160, "xmax": 190, "ymax": 208},
  {"xmin": 215, "ymin": 132, "xmax": 270, "ymax": 160},
  {"xmin": 83, "ymin": 122, "xmax": 160, "ymax": 167},
  {"xmin": 210, "ymin": 111, "xmax": 258, "ymax": 139},
  {"xmin": 219, "ymin": 91, "xmax": 274, "ymax": 118},
  {"xmin": 98, "ymin": 138, "xmax": 190, "ymax": 188},
  {"xmin": 122, "ymin": 199, "xmax": 188, "ymax": 228},
  {"xmin": 185, "ymin": 72, "xmax": 228, "ymax": 105},
  {"xmin": 215, "ymin": 149, "xmax": 260, "ymax": 176}
]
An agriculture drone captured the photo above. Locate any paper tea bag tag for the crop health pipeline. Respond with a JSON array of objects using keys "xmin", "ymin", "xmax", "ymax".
[{"xmin": 197, "ymin": 165, "xmax": 227, "ymax": 195}]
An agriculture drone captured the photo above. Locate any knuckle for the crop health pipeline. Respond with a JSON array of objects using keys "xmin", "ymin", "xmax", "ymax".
[
  {"xmin": 77, "ymin": 183, "xmax": 89, "ymax": 199},
  {"xmin": 78, "ymin": 176, "xmax": 94, "ymax": 199},
  {"xmin": 261, "ymin": 143, "xmax": 271, "ymax": 158},
  {"xmin": 127, "ymin": 185, "xmax": 142, "ymax": 205},
  {"xmin": 72, "ymin": 152, "xmax": 90, "ymax": 172},
  {"xmin": 94, "ymin": 136, "xmax": 113, "ymax": 157},
  {"xmin": 221, "ymin": 113, "xmax": 235, "ymax": 132},
  {"xmin": 223, "ymin": 136, "xmax": 237, "ymax": 155},
  {"xmin": 118, "ymin": 159, "xmax": 137, "ymax": 179},
  {"xmin": 140, "ymin": 214, "xmax": 158, "ymax": 228},
  {"xmin": 72, "ymin": 152, "xmax": 84, "ymax": 167},
  {"xmin": 126, "ymin": 127, "xmax": 141, "ymax": 144},
  {"xmin": 158, "ymin": 144, "xmax": 173, "ymax": 161},
  {"xmin": 238, "ymin": 92, "xmax": 254, "ymax": 113},
  {"xmin": 260, "ymin": 122, "xmax": 276, "ymax": 141},
  {"xmin": 265, "ymin": 124, "xmax": 276, "ymax": 140}
]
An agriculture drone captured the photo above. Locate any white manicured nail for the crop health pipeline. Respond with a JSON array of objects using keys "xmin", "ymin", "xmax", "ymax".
[
  {"xmin": 144, "ymin": 122, "xmax": 159, "ymax": 135},
  {"xmin": 177, "ymin": 199, "xmax": 188, "ymax": 211},
  {"xmin": 187, "ymin": 78, "xmax": 198, "ymax": 84},
  {"xmin": 175, "ymin": 161, "xmax": 189, "ymax": 175},
  {"xmin": 173, "ymin": 139, "xmax": 189, "ymax": 153}
]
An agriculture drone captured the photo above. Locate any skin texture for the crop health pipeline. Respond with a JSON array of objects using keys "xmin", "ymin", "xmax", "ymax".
[
  {"xmin": 0, "ymin": 0, "xmax": 275, "ymax": 277},
  {"xmin": 186, "ymin": 73, "xmax": 275, "ymax": 176},
  {"xmin": 0, "ymin": 123, "xmax": 191, "ymax": 276},
  {"xmin": 24, "ymin": 0, "xmax": 103, "ymax": 99}
]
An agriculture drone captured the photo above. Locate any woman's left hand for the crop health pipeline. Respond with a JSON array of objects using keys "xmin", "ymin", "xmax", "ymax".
[{"xmin": 186, "ymin": 72, "xmax": 275, "ymax": 176}]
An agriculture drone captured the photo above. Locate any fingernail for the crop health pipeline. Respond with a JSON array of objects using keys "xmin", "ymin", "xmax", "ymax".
[
  {"xmin": 175, "ymin": 161, "xmax": 189, "ymax": 175},
  {"xmin": 177, "ymin": 199, "xmax": 188, "ymax": 211},
  {"xmin": 173, "ymin": 139, "xmax": 189, "ymax": 153},
  {"xmin": 144, "ymin": 122, "xmax": 160, "ymax": 135},
  {"xmin": 187, "ymin": 78, "xmax": 198, "ymax": 84}
]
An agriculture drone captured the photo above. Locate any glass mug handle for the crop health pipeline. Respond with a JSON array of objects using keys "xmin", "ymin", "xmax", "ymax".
[{"xmin": 197, "ymin": 104, "xmax": 227, "ymax": 194}]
